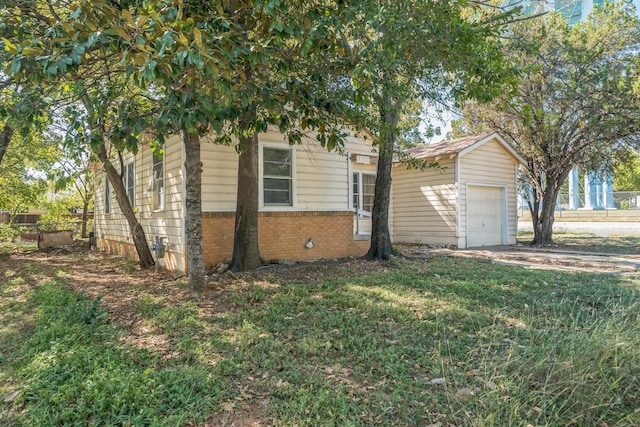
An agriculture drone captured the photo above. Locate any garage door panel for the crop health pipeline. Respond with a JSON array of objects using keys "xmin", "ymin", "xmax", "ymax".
[{"xmin": 467, "ymin": 186, "xmax": 504, "ymax": 247}]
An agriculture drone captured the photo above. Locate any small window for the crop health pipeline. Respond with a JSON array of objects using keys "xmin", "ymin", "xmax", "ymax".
[
  {"xmin": 124, "ymin": 162, "xmax": 135, "ymax": 207},
  {"xmin": 104, "ymin": 177, "xmax": 111, "ymax": 214},
  {"xmin": 152, "ymin": 151, "xmax": 164, "ymax": 211},
  {"xmin": 352, "ymin": 172, "xmax": 375, "ymax": 215},
  {"xmin": 263, "ymin": 147, "xmax": 293, "ymax": 206}
]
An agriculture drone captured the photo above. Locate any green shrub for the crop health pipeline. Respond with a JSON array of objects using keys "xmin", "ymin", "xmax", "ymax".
[
  {"xmin": 0, "ymin": 224, "xmax": 22, "ymax": 242},
  {"xmin": 77, "ymin": 295, "xmax": 108, "ymax": 324}
]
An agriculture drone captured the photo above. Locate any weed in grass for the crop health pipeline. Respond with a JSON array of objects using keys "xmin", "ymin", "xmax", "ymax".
[
  {"xmin": 77, "ymin": 295, "xmax": 108, "ymax": 324},
  {"xmin": 135, "ymin": 293, "xmax": 166, "ymax": 317},
  {"xmin": 122, "ymin": 258, "xmax": 139, "ymax": 274}
]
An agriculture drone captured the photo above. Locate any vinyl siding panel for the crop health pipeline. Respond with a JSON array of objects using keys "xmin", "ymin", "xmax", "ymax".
[
  {"xmin": 296, "ymin": 141, "xmax": 351, "ymax": 211},
  {"xmin": 94, "ymin": 135, "xmax": 185, "ymax": 270},
  {"xmin": 344, "ymin": 132, "xmax": 377, "ymax": 157},
  {"xmin": 201, "ymin": 143, "xmax": 238, "ymax": 211},
  {"xmin": 200, "ymin": 129, "xmax": 365, "ymax": 212},
  {"xmin": 391, "ymin": 158, "xmax": 458, "ymax": 246},
  {"xmin": 459, "ymin": 139, "xmax": 518, "ymax": 246}
]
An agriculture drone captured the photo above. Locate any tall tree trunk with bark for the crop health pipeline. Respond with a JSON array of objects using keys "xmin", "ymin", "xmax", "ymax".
[
  {"xmin": 366, "ymin": 90, "xmax": 399, "ymax": 260},
  {"xmin": 531, "ymin": 187, "xmax": 559, "ymax": 245},
  {"xmin": 229, "ymin": 109, "xmax": 262, "ymax": 272},
  {"xmin": 529, "ymin": 167, "xmax": 572, "ymax": 245},
  {"xmin": 183, "ymin": 130, "xmax": 206, "ymax": 289},
  {"xmin": 0, "ymin": 125, "xmax": 13, "ymax": 165},
  {"xmin": 97, "ymin": 144, "xmax": 155, "ymax": 268}
]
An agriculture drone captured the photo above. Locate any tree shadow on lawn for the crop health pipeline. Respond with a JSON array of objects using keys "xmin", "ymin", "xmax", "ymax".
[
  {"xmin": 193, "ymin": 257, "xmax": 639, "ymax": 425},
  {"xmin": 2, "ymin": 251, "xmax": 639, "ymax": 426}
]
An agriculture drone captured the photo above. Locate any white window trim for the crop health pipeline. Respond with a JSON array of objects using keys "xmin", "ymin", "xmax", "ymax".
[
  {"xmin": 259, "ymin": 142, "xmax": 297, "ymax": 210},
  {"xmin": 351, "ymin": 170, "xmax": 375, "ymax": 217},
  {"xmin": 124, "ymin": 161, "xmax": 135, "ymax": 208},
  {"xmin": 152, "ymin": 151, "xmax": 165, "ymax": 212},
  {"xmin": 104, "ymin": 176, "xmax": 111, "ymax": 215}
]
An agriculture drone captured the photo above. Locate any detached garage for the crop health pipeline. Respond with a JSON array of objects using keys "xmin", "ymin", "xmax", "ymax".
[{"xmin": 390, "ymin": 132, "xmax": 524, "ymax": 248}]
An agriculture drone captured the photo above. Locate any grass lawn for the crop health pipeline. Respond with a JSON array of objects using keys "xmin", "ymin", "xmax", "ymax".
[
  {"xmin": 1, "ymin": 252, "xmax": 639, "ymax": 426},
  {"xmin": 0, "ymin": 240, "xmax": 37, "ymax": 255}
]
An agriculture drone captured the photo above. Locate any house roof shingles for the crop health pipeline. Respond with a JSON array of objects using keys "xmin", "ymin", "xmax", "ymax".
[{"xmin": 403, "ymin": 132, "xmax": 494, "ymax": 160}]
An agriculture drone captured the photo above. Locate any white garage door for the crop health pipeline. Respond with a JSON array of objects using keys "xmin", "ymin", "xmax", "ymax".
[{"xmin": 467, "ymin": 186, "xmax": 505, "ymax": 247}]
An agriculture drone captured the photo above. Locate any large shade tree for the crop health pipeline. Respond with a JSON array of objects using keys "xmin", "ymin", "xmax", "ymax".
[
  {"xmin": 2, "ymin": 0, "xmax": 365, "ymax": 282},
  {"xmin": 111, "ymin": 0, "xmax": 358, "ymax": 276},
  {"xmin": 209, "ymin": 0, "xmax": 358, "ymax": 272},
  {"xmin": 344, "ymin": 0, "xmax": 518, "ymax": 260},
  {"xmin": 454, "ymin": 3, "xmax": 640, "ymax": 245}
]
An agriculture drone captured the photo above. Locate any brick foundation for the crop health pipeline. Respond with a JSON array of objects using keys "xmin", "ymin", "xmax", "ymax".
[
  {"xmin": 97, "ymin": 211, "xmax": 369, "ymax": 271},
  {"xmin": 202, "ymin": 211, "xmax": 369, "ymax": 268}
]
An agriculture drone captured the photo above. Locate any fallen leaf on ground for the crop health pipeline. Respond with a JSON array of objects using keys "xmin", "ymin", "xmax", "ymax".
[{"xmin": 3, "ymin": 391, "xmax": 19, "ymax": 403}]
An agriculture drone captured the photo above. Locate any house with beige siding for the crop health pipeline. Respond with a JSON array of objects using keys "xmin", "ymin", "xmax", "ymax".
[
  {"xmin": 391, "ymin": 132, "xmax": 524, "ymax": 248},
  {"xmin": 93, "ymin": 129, "xmax": 377, "ymax": 272}
]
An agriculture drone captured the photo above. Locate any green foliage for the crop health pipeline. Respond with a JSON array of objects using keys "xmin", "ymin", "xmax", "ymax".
[
  {"xmin": 77, "ymin": 295, "xmax": 108, "ymax": 324},
  {"xmin": 613, "ymin": 149, "xmax": 640, "ymax": 191},
  {"xmin": 36, "ymin": 197, "xmax": 79, "ymax": 232},
  {"xmin": 345, "ymin": 0, "xmax": 517, "ymax": 137},
  {"xmin": 0, "ymin": 223, "xmax": 26, "ymax": 242},
  {"xmin": 0, "ymin": 132, "xmax": 55, "ymax": 215}
]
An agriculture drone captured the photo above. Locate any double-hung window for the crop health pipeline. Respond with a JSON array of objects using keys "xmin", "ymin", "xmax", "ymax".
[
  {"xmin": 262, "ymin": 146, "xmax": 294, "ymax": 206},
  {"xmin": 152, "ymin": 151, "xmax": 164, "ymax": 211},
  {"xmin": 352, "ymin": 172, "xmax": 375, "ymax": 215},
  {"xmin": 124, "ymin": 162, "xmax": 135, "ymax": 207}
]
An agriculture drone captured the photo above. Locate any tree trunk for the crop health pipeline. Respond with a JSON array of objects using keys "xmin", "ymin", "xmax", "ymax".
[
  {"xmin": 81, "ymin": 199, "xmax": 89, "ymax": 238},
  {"xmin": 531, "ymin": 185, "xmax": 559, "ymax": 245},
  {"xmin": 366, "ymin": 90, "xmax": 399, "ymax": 260},
  {"xmin": 183, "ymin": 130, "xmax": 206, "ymax": 289},
  {"xmin": 229, "ymin": 109, "xmax": 263, "ymax": 272},
  {"xmin": 0, "ymin": 124, "xmax": 13, "ymax": 165},
  {"xmin": 97, "ymin": 144, "xmax": 155, "ymax": 269}
]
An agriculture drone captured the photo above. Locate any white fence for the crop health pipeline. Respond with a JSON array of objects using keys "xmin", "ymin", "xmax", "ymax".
[{"xmin": 556, "ymin": 191, "xmax": 640, "ymax": 210}]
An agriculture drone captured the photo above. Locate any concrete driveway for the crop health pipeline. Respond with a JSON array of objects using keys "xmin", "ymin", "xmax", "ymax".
[{"xmin": 402, "ymin": 245, "xmax": 640, "ymax": 275}]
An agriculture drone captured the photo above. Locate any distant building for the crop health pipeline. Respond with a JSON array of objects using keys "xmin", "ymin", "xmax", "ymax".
[{"xmin": 508, "ymin": 0, "xmax": 640, "ymax": 24}]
